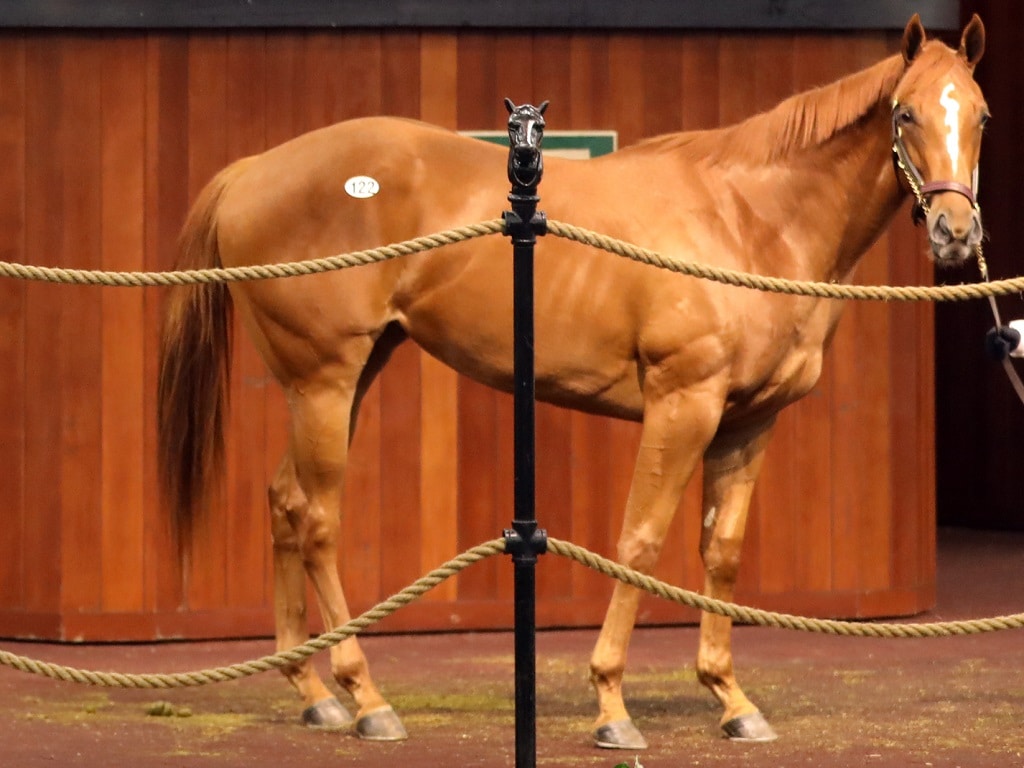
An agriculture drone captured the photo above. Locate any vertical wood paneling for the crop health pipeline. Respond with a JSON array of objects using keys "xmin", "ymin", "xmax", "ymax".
[
  {"xmin": 100, "ymin": 35, "xmax": 147, "ymax": 613},
  {"xmin": 22, "ymin": 37, "xmax": 66, "ymax": 615},
  {"xmin": 569, "ymin": 417, "xmax": 618, "ymax": 602},
  {"xmin": 535, "ymin": 404, "xmax": 573, "ymax": 601},
  {"xmin": 303, "ymin": 32, "xmax": 348, "ymax": 128},
  {"xmin": 567, "ymin": 34, "xmax": 610, "ymax": 128},
  {"xmin": 642, "ymin": 35, "xmax": 682, "ymax": 137},
  {"xmin": 832, "ymin": 240, "xmax": 893, "ymax": 594},
  {"xmin": 606, "ymin": 35, "xmax": 644, "ymax": 148},
  {"xmin": 493, "ymin": 388, "xmax": 516, "ymax": 605},
  {"xmin": 532, "ymin": 31, "xmax": 571, "ymax": 117},
  {"xmin": 378, "ymin": 341, "xmax": 425, "ymax": 599},
  {"xmin": 0, "ymin": 27, "xmax": 939, "ymax": 640},
  {"xmin": 680, "ymin": 36, "xmax": 719, "ymax": 131},
  {"xmin": 58, "ymin": 37, "xmax": 104, "ymax": 614},
  {"xmin": 0, "ymin": 36, "xmax": 26, "ymax": 605},
  {"xmin": 889, "ymin": 209, "xmax": 934, "ymax": 597},
  {"xmin": 381, "ymin": 31, "xmax": 420, "ymax": 117},
  {"xmin": 455, "ymin": 380, "xmax": 502, "ymax": 603}
]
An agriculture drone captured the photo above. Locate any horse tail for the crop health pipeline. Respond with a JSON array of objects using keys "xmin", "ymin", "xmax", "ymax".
[{"xmin": 157, "ymin": 159, "xmax": 248, "ymax": 550}]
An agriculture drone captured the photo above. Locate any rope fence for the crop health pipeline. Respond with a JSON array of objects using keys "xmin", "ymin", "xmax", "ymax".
[
  {"xmin": 3, "ymin": 217, "xmax": 1024, "ymax": 301},
  {"xmin": 2, "ymin": 537, "xmax": 1022, "ymax": 689},
  {"xmin": 3, "ymin": 217, "xmax": 1021, "ymax": 685}
]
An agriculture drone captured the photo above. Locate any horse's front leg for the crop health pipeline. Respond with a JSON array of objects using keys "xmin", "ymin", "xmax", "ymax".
[
  {"xmin": 697, "ymin": 419, "xmax": 778, "ymax": 742},
  {"xmin": 589, "ymin": 382, "xmax": 724, "ymax": 750}
]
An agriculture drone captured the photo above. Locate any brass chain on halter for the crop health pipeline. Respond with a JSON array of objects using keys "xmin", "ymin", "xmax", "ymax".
[{"xmin": 891, "ymin": 101, "xmax": 931, "ymax": 225}]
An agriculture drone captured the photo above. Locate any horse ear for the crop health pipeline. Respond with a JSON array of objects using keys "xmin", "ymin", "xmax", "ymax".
[
  {"xmin": 959, "ymin": 14, "xmax": 985, "ymax": 69},
  {"xmin": 504, "ymin": 97, "xmax": 515, "ymax": 114},
  {"xmin": 902, "ymin": 13, "xmax": 926, "ymax": 64},
  {"xmin": 538, "ymin": 100, "xmax": 549, "ymax": 115}
]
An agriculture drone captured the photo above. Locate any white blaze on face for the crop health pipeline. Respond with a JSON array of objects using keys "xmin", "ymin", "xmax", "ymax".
[{"xmin": 940, "ymin": 83, "xmax": 961, "ymax": 176}]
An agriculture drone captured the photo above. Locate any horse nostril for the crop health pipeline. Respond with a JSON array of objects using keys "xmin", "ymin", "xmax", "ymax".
[
  {"xmin": 932, "ymin": 214, "xmax": 953, "ymax": 244},
  {"xmin": 968, "ymin": 214, "xmax": 983, "ymax": 246}
]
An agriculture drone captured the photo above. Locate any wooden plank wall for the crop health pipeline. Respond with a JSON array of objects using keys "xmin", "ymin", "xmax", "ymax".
[{"xmin": 0, "ymin": 27, "xmax": 936, "ymax": 641}]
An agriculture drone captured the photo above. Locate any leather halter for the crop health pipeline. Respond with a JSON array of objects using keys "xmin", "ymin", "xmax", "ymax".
[
  {"xmin": 891, "ymin": 100, "xmax": 979, "ymax": 225},
  {"xmin": 890, "ymin": 101, "xmax": 1016, "ymax": 404}
]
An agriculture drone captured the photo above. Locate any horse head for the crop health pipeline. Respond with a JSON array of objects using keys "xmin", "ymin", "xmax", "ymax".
[
  {"xmin": 504, "ymin": 98, "xmax": 549, "ymax": 188},
  {"xmin": 892, "ymin": 13, "xmax": 987, "ymax": 265}
]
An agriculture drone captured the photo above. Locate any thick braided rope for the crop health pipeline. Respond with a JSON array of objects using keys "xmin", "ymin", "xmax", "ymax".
[
  {"xmin": 0, "ymin": 540, "xmax": 505, "ymax": 688},
  {"xmin": 5, "ymin": 537, "xmax": 1024, "ymax": 690},
  {"xmin": 0, "ymin": 220, "xmax": 505, "ymax": 287},
  {"xmin": 3, "ymin": 216, "xmax": 1024, "ymax": 302},
  {"xmin": 547, "ymin": 538, "xmax": 1024, "ymax": 638},
  {"xmin": 545, "ymin": 219, "xmax": 1024, "ymax": 302}
]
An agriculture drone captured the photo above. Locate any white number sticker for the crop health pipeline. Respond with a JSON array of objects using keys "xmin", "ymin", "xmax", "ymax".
[{"xmin": 344, "ymin": 175, "xmax": 380, "ymax": 199}]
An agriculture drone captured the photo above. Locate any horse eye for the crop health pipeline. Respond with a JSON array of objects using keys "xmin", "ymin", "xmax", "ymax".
[
  {"xmin": 897, "ymin": 108, "xmax": 916, "ymax": 126},
  {"xmin": 980, "ymin": 112, "xmax": 991, "ymax": 129}
]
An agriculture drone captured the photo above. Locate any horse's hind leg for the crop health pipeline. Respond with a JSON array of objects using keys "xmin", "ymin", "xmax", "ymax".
[
  {"xmin": 697, "ymin": 420, "xmax": 778, "ymax": 742},
  {"xmin": 276, "ymin": 368, "xmax": 407, "ymax": 741},
  {"xmin": 268, "ymin": 453, "xmax": 352, "ymax": 729}
]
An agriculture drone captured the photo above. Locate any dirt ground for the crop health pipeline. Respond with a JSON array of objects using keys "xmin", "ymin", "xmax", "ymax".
[{"xmin": 1, "ymin": 527, "xmax": 1022, "ymax": 768}]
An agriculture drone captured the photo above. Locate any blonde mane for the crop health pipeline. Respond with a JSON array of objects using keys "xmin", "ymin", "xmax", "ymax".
[{"xmin": 632, "ymin": 52, "xmax": 909, "ymax": 165}]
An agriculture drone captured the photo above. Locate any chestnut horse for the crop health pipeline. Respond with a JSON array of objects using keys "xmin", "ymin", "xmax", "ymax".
[{"xmin": 158, "ymin": 15, "xmax": 987, "ymax": 747}]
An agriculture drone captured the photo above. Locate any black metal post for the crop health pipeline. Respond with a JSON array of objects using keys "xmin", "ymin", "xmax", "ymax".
[{"xmin": 502, "ymin": 98, "xmax": 549, "ymax": 768}]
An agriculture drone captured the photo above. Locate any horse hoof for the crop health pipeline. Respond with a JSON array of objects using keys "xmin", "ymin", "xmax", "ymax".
[
  {"xmin": 356, "ymin": 705, "xmax": 409, "ymax": 741},
  {"xmin": 301, "ymin": 697, "xmax": 353, "ymax": 730},
  {"xmin": 721, "ymin": 711, "xmax": 778, "ymax": 742},
  {"xmin": 593, "ymin": 719, "xmax": 649, "ymax": 750}
]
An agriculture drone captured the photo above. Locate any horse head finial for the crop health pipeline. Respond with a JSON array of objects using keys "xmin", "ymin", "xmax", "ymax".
[{"xmin": 504, "ymin": 99, "xmax": 549, "ymax": 190}]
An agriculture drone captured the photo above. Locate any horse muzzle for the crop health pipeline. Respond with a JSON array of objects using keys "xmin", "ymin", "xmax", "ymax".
[{"xmin": 925, "ymin": 195, "xmax": 983, "ymax": 265}]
